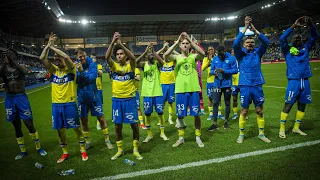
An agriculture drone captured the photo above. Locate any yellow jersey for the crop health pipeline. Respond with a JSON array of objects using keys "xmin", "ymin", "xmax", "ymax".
[
  {"xmin": 160, "ymin": 61, "xmax": 175, "ymax": 84},
  {"xmin": 201, "ymin": 57, "xmax": 215, "ymax": 83},
  {"xmin": 134, "ymin": 68, "xmax": 140, "ymax": 91},
  {"xmin": 96, "ymin": 64, "xmax": 103, "ymax": 90},
  {"xmin": 111, "ymin": 61, "xmax": 136, "ymax": 98},
  {"xmin": 49, "ymin": 64, "xmax": 77, "ymax": 104}
]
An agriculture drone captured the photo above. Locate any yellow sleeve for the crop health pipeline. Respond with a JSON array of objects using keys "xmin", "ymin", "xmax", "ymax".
[
  {"xmin": 202, "ymin": 57, "xmax": 209, "ymax": 71},
  {"xmin": 135, "ymin": 68, "xmax": 140, "ymax": 76},
  {"xmin": 97, "ymin": 64, "xmax": 103, "ymax": 71}
]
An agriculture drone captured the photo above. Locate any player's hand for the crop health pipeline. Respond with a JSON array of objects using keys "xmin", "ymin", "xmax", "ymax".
[
  {"xmin": 163, "ymin": 41, "xmax": 169, "ymax": 48},
  {"xmin": 215, "ymin": 68, "xmax": 224, "ymax": 74},
  {"xmin": 113, "ymin": 32, "xmax": 120, "ymax": 42},
  {"xmin": 48, "ymin": 32, "xmax": 57, "ymax": 46},
  {"xmin": 249, "ymin": 23, "xmax": 256, "ymax": 32},
  {"xmin": 294, "ymin": 16, "xmax": 306, "ymax": 27},
  {"xmin": 75, "ymin": 62, "xmax": 83, "ymax": 72},
  {"xmin": 245, "ymin": 16, "xmax": 251, "ymax": 26}
]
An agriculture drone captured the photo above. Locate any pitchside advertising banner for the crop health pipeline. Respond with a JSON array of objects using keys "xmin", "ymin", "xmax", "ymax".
[
  {"xmin": 136, "ymin": 36, "xmax": 157, "ymax": 42},
  {"xmin": 85, "ymin": 37, "xmax": 110, "ymax": 44}
]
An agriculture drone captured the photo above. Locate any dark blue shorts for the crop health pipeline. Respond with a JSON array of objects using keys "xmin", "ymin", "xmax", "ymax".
[
  {"xmin": 5, "ymin": 93, "xmax": 33, "ymax": 122},
  {"xmin": 162, "ymin": 84, "xmax": 175, "ymax": 103},
  {"xmin": 112, "ymin": 97, "xmax": 138, "ymax": 125},
  {"xmin": 52, "ymin": 102, "xmax": 80, "ymax": 130},
  {"xmin": 239, "ymin": 86, "xmax": 264, "ymax": 108},
  {"xmin": 176, "ymin": 92, "xmax": 200, "ymax": 117},
  {"xmin": 285, "ymin": 79, "xmax": 312, "ymax": 104},
  {"xmin": 143, "ymin": 96, "xmax": 164, "ymax": 115},
  {"xmin": 78, "ymin": 97, "xmax": 104, "ymax": 118}
]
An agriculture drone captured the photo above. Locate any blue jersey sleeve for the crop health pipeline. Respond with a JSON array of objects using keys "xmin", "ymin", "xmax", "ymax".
[
  {"xmin": 280, "ymin": 27, "xmax": 293, "ymax": 56},
  {"xmin": 256, "ymin": 33, "xmax": 270, "ymax": 58},
  {"xmin": 305, "ymin": 24, "xmax": 319, "ymax": 50},
  {"xmin": 233, "ymin": 32, "xmax": 245, "ymax": 61}
]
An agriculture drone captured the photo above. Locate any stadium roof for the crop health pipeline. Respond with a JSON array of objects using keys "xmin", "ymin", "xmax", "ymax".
[{"xmin": 0, "ymin": 0, "xmax": 319, "ymax": 38}]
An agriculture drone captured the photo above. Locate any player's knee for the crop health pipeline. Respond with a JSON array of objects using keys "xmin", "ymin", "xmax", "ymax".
[
  {"xmin": 213, "ymin": 101, "xmax": 219, "ymax": 107},
  {"xmin": 256, "ymin": 109, "xmax": 263, "ymax": 117},
  {"xmin": 283, "ymin": 103, "xmax": 293, "ymax": 113},
  {"xmin": 241, "ymin": 109, "xmax": 248, "ymax": 116},
  {"xmin": 297, "ymin": 103, "xmax": 306, "ymax": 112},
  {"xmin": 225, "ymin": 101, "xmax": 231, "ymax": 107}
]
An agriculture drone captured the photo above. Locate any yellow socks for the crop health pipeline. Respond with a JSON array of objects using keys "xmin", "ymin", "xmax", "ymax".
[
  {"xmin": 133, "ymin": 140, "xmax": 139, "ymax": 152},
  {"xmin": 83, "ymin": 131, "xmax": 91, "ymax": 144},
  {"xmin": 102, "ymin": 128, "xmax": 110, "ymax": 141},
  {"xmin": 257, "ymin": 115, "xmax": 265, "ymax": 135},
  {"xmin": 29, "ymin": 131, "xmax": 41, "ymax": 150},
  {"xmin": 178, "ymin": 129, "xmax": 185, "ymax": 138},
  {"xmin": 116, "ymin": 140, "xmax": 123, "ymax": 152},
  {"xmin": 168, "ymin": 104, "xmax": 173, "ymax": 118},
  {"xmin": 74, "ymin": 127, "xmax": 86, "ymax": 152},
  {"xmin": 159, "ymin": 114, "xmax": 165, "ymax": 135},
  {"xmin": 280, "ymin": 112, "xmax": 289, "ymax": 131},
  {"xmin": 294, "ymin": 111, "xmax": 305, "ymax": 130},
  {"xmin": 145, "ymin": 115, "xmax": 152, "ymax": 137},
  {"xmin": 138, "ymin": 115, "xmax": 144, "ymax": 125},
  {"xmin": 239, "ymin": 114, "xmax": 246, "ymax": 135},
  {"xmin": 195, "ymin": 129, "xmax": 201, "ymax": 137},
  {"xmin": 208, "ymin": 106, "xmax": 213, "ymax": 116},
  {"xmin": 16, "ymin": 137, "xmax": 27, "ymax": 153},
  {"xmin": 233, "ymin": 107, "xmax": 238, "ymax": 115},
  {"xmin": 218, "ymin": 105, "xmax": 222, "ymax": 115}
]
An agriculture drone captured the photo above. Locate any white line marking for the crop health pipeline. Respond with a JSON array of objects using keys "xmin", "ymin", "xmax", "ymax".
[
  {"xmin": 0, "ymin": 85, "xmax": 51, "ymax": 104},
  {"xmin": 93, "ymin": 140, "xmax": 320, "ymax": 180},
  {"xmin": 264, "ymin": 85, "xmax": 320, "ymax": 92}
]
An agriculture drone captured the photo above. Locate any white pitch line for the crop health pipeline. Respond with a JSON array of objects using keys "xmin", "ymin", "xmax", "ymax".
[
  {"xmin": 264, "ymin": 85, "xmax": 320, "ymax": 92},
  {"xmin": 93, "ymin": 140, "xmax": 320, "ymax": 180},
  {"xmin": 0, "ymin": 85, "xmax": 51, "ymax": 104}
]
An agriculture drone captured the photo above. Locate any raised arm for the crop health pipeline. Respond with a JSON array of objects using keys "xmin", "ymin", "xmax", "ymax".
[
  {"xmin": 152, "ymin": 46, "xmax": 164, "ymax": 67},
  {"xmin": 233, "ymin": 16, "xmax": 251, "ymax": 60},
  {"xmin": 117, "ymin": 38, "xmax": 136, "ymax": 70},
  {"xmin": 97, "ymin": 64, "xmax": 103, "ymax": 77},
  {"xmin": 105, "ymin": 32, "xmax": 119, "ymax": 68},
  {"xmin": 185, "ymin": 34, "xmax": 205, "ymax": 60},
  {"xmin": 306, "ymin": 17, "xmax": 319, "ymax": 49},
  {"xmin": 50, "ymin": 46, "xmax": 74, "ymax": 70},
  {"xmin": 156, "ymin": 41, "xmax": 169, "ymax": 54},
  {"xmin": 39, "ymin": 33, "xmax": 54, "ymax": 70},
  {"xmin": 136, "ymin": 45, "xmax": 150, "ymax": 68},
  {"xmin": 164, "ymin": 33, "xmax": 183, "ymax": 61},
  {"xmin": 12, "ymin": 60, "xmax": 27, "ymax": 75},
  {"xmin": 250, "ymin": 23, "xmax": 270, "ymax": 57}
]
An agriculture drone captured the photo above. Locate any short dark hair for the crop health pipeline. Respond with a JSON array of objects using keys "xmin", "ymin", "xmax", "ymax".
[
  {"xmin": 113, "ymin": 43, "xmax": 130, "ymax": 57},
  {"xmin": 75, "ymin": 48, "xmax": 86, "ymax": 54},
  {"xmin": 243, "ymin": 36, "xmax": 255, "ymax": 42},
  {"xmin": 216, "ymin": 45, "xmax": 226, "ymax": 53}
]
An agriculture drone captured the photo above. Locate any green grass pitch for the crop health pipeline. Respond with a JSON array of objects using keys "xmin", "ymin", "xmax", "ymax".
[{"xmin": 0, "ymin": 62, "xmax": 319, "ymax": 180}]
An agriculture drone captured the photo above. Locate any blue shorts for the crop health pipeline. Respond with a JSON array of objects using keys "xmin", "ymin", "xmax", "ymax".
[
  {"xmin": 135, "ymin": 91, "xmax": 141, "ymax": 109},
  {"xmin": 231, "ymin": 86, "xmax": 240, "ymax": 96},
  {"xmin": 240, "ymin": 86, "xmax": 264, "ymax": 108},
  {"xmin": 112, "ymin": 97, "xmax": 138, "ymax": 125},
  {"xmin": 96, "ymin": 90, "xmax": 103, "ymax": 104},
  {"xmin": 285, "ymin": 79, "xmax": 312, "ymax": 104},
  {"xmin": 143, "ymin": 96, "xmax": 164, "ymax": 115},
  {"xmin": 176, "ymin": 92, "xmax": 200, "ymax": 117},
  {"xmin": 206, "ymin": 83, "xmax": 214, "ymax": 98},
  {"xmin": 5, "ymin": 93, "xmax": 33, "ymax": 122},
  {"xmin": 78, "ymin": 98, "xmax": 104, "ymax": 118},
  {"xmin": 162, "ymin": 84, "xmax": 175, "ymax": 103},
  {"xmin": 52, "ymin": 102, "xmax": 80, "ymax": 130}
]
